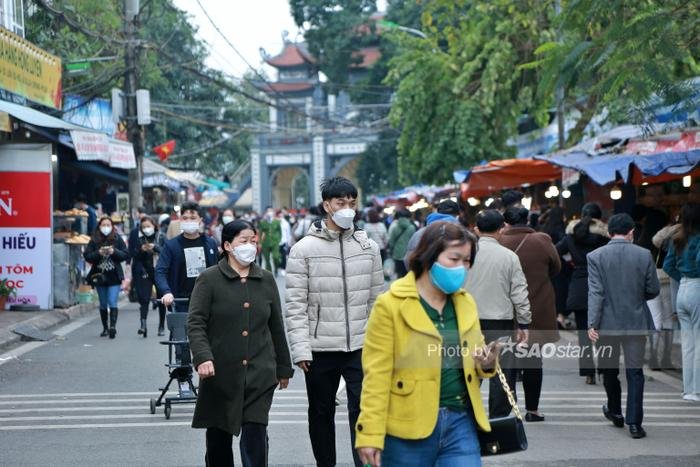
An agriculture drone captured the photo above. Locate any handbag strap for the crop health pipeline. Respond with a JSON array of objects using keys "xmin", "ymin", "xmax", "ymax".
[
  {"xmin": 496, "ymin": 367, "xmax": 523, "ymax": 421},
  {"xmin": 513, "ymin": 234, "xmax": 530, "ymax": 255}
]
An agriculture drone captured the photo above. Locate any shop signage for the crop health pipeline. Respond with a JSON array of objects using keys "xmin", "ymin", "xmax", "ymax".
[
  {"xmin": 0, "ymin": 171, "xmax": 52, "ymax": 309},
  {"xmin": 70, "ymin": 130, "xmax": 136, "ymax": 169},
  {"xmin": 0, "ymin": 28, "xmax": 62, "ymax": 109}
]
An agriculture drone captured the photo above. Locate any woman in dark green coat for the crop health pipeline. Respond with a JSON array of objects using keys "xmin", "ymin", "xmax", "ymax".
[{"xmin": 187, "ymin": 219, "xmax": 294, "ymax": 467}]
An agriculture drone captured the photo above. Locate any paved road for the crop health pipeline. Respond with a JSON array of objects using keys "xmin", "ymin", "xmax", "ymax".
[{"xmin": 0, "ymin": 284, "xmax": 699, "ymax": 466}]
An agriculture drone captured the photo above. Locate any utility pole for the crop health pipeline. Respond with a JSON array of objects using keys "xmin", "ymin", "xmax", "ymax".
[{"xmin": 124, "ymin": 0, "xmax": 144, "ymax": 214}]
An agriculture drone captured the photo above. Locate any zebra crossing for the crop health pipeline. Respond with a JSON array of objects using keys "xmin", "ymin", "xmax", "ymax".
[
  {"xmin": 0, "ymin": 389, "xmax": 697, "ymax": 431},
  {"xmin": 0, "ymin": 389, "xmax": 347, "ymax": 431}
]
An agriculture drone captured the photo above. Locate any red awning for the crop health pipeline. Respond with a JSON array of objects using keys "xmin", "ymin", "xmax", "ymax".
[{"xmin": 461, "ymin": 158, "xmax": 561, "ymax": 197}]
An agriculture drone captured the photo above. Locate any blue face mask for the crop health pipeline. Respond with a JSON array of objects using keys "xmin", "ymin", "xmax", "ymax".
[{"xmin": 429, "ymin": 262, "xmax": 467, "ymax": 294}]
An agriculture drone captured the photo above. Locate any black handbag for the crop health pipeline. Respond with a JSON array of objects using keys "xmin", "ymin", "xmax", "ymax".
[
  {"xmin": 87, "ymin": 270, "xmax": 107, "ymax": 287},
  {"xmin": 478, "ymin": 368, "xmax": 528, "ymax": 456}
]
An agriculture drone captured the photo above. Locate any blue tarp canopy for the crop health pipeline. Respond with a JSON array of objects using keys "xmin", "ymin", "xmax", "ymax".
[{"xmin": 534, "ymin": 149, "xmax": 700, "ymax": 185}]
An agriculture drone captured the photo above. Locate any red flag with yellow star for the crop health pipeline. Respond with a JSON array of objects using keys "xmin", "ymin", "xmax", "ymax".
[{"xmin": 153, "ymin": 140, "xmax": 176, "ymax": 161}]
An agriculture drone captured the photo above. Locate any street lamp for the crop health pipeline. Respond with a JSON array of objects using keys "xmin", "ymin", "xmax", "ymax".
[{"xmin": 610, "ymin": 187, "xmax": 622, "ymax": 200}]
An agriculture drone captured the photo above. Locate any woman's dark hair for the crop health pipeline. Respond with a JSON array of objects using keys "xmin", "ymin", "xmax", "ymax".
[
  {"xmin": 539, "ymin": 206, "xmax": 565, "ymax": 241},
  {"xmin": 673, "ymin": 203, "xmax": 700, "ymax": 252},
  {"xmin": 139, "ymin": 215, "xmax": 158, "ymax": 232},
  {"xmin": 504, "ymin": 206, "xmax": 529, "ymax": 226},
  {"xmin": 93, "ymin": 216, "xmax": 116, "ymax": 243},
  {"xmin": 367, "ymin": 208, "xmax": 381, "ymax": 224},
  {"xmin": 574, "ymin": 202, "xmax": 603, "ymax": 241},
  {"xmin": 408, "ymin": 222, "xmax": 477, "ymax": 277},
  {"xmin": 220, "ymin": 219, "xmax": 257, "ymax": 260},
  {"xmin": 395, "ymin": 208, "xmax": 412, "ymax": 219}
]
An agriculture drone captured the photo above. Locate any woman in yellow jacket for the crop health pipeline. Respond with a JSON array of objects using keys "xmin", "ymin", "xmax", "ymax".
[{"xmin": 356, "ymin": 222, "xmax": 499, "ymax": 467}]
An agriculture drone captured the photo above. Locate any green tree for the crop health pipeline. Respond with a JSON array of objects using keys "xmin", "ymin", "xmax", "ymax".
[
  {"xmin": 356, "ymin": 129, "xmax": 402, "ymax": 195},
  {"xmin": 386, "ymin": 0, "xmax": 555, "ymax": 185},
  {"xmin": 530, "ymin": 0, "xmax": 700, "ymax": 145},
  {"xmin": 289, "ymin": 0, "xmax": 377, "ymax": 93}
]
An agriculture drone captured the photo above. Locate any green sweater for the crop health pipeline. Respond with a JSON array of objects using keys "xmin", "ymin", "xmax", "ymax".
[{"xmin": 419, "ymin": 296, "xmax": 470, "ymax": 411}]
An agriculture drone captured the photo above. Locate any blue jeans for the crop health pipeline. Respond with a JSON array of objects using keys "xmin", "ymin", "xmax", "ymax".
[
  {"xmin": 677, "ymin": 277, "xmax": 700, "ymax": 396},
  {"xmin": 382, "ymin": 408, "xmax": 481, "ymax": 467},
  {"xmin": 96, "ymin": 285, "xmax": 120, "ymax": 310}
]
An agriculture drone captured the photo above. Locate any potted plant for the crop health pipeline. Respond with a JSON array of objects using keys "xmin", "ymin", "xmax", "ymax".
[{"xmin": 0, "ymin": 279, "xmax": 17, "ymax": 311}]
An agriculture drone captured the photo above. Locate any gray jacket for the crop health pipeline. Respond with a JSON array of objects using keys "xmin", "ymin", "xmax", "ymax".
[
  {"xmin": 587, "ymin": 238, "xmax": 660, "ymax": 334},
  {"xmin": 284, "ymin": 220, "xmax": 384, "ymax": 363},
  {"xmin": 465, "ymin": 236, "xmax": 531, "ymax": 325}
]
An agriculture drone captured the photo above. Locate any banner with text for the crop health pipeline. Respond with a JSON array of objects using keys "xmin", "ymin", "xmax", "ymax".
[
  {"xmin": 0, "ymin": 28, "xmax": 62, "ymax": 109},
  {"xmin": 0, "ymin": 171, "xmax": 52, "ymax": 309},
  {"xmin": 71, "ymin": 130, "xmax": 136, "ymax": 169}
]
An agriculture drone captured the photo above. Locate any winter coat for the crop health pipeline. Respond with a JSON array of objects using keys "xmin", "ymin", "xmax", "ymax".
[
  {"xmin": 284, "ymin": 219, "xmax": 384, "ymax": 363},
  {"xmin": 364, "ymin": 222, "xmax": 388, "ymax": 250},
  {"xmin": 128, "ymin": 226, "xmax": 163, "ymax": 282},
  {"xmin": 389, "ymin": 218, "xmax": 416, "ymax": 261},
  {"xmin": 355, "ymin": 272, "xmax": 495, "ymax": 450},
  {"xmin": 556, "ymin": 219, "xmax": 609, "ymax": 311},
  {"xmin": 500, "ymin": 226, "xmax": 561, "ymax": 345},
  {"xmin": 84, "ymin": 234, "xmax": 129, "ymax": 286},
  {"xmin": 187, "ymin": 260, "xmax": 294, "ymax": 435},
  {"xmin": 588, "ymin": 239, "xmax": 660, "ymax": 334}
]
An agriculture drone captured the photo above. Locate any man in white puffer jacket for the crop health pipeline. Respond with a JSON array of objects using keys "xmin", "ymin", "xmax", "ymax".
[{"xmin": 285, "ymin": 177, "xmax": 383, "ymax": 467}]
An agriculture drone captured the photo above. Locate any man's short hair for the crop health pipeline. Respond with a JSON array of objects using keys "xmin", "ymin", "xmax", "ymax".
[
  {"xmin": 608, "ymin": 213, "xmax": 635, "ymax": 236},
  {"xmin": 437, "ymin": 199, "xmax": 460, "ymax": 216},
  {"xmin": 320, "ymin": 177, "xmax": 358, "ymax": 201},
  {"xmin": 476, "ymin": 209, "xmax": 505, "ymax": 233},
  {"xmin": 180, "ymin": 201, "xmax": 201, "ymax": 217},
  {"xmin": 502, "ymin": 190, "xmax": 524, "ymax": 208}
]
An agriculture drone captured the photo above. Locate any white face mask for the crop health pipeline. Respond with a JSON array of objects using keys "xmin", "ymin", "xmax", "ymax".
[
  {"xmin": 331, "ymin": 208, "xmax": 356, "ymax": 230},
  {"xmin": 222, "ymin": 215, "xmax": 234, "ymax": 225},
  {"xmin": 142, "ymin": 227, "xmax": 154, "ymax": 237},
  {"xmin": 181, "ymin": 221, "xmax": 200, "ymax": 234},
  {"xmin": 100, "ymin": 226, "xmax": 112, "ymax": 236},
  {"xmin": 232, "ymin": 243, "xmax": 257, "ymax": 265}
]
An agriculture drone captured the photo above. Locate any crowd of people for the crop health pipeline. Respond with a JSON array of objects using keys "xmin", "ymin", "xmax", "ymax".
[{"xmin": 78, "ymin": 180, "xmax": 700, "ymax": 466}]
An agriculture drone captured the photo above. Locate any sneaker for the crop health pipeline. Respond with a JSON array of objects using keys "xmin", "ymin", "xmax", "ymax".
[{"xmin": 682, "ymin": 393, "xmax": 700, "ymax": 402}]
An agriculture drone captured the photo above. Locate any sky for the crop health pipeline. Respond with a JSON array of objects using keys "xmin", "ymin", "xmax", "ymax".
[
  {"xmin": 173, "ymin": 0, "xmax": 388, "ymax": 79},
  {"xmin": 172, "ymin": 0, "xmax": 302, "ymax": 79}
]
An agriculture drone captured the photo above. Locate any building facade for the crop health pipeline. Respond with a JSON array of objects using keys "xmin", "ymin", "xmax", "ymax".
[{"xmin": 251, "ymin": 41, "xmax": 382, "ymax": 211}]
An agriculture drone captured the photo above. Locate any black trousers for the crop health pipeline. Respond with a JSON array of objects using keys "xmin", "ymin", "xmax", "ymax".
[
  {"xmin": 205, "ymin": 424, "xmax": 268, "ymax": 467},
  {"xmin": 518, "ymin": 353, "xmax": 543, "ymax": 412},
  {"xmin": 304, "ymin": 350, "xmax": 363, "ymax": 467},
  {"xmin": 573, "ymin": 309, "xmax": 596, "ymax": 377},
  {"xmin": 597, "ymin": 335, "xmax": 646, "ymax": 426},
  {"xmin": 479, "ymin": 319, "xmax": 518, "ymax": 418}
]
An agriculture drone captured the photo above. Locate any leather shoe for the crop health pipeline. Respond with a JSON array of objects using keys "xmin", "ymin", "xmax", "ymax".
[
  {"xmin": 525, "ymin": 412, "xmax": 545, "ymax": 422},
  {"xmin": 602, "ymin": 404, "xmax": 624, "ymax": 427},
  {"xmin": 629, "ymin": 424, "xmax": 646, "ymax": 439}
]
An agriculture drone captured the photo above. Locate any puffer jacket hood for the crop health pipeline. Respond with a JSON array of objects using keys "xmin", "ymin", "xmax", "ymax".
[
  {"xmin": 565, "ymin": 218, "xmax": 609, "ymax": 238},
  {"xmin": 285, "ymin": 219, "xmax": 384, "ymax": 363}
]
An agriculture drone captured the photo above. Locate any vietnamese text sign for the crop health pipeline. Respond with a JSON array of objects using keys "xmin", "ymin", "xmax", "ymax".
[
  {"xmin": 71, "ymin": 130, "xmax": 110, "ymax": 163},
  {"xmin": 0, "ymin": 28, "xmax": 62, "ymax": 109},
  {"xmin": 0, "ymin": 171, "xmax": 52, "ymax": 309},
  {"xmin": 71, "ymin": 130, "xmax": 136, "ymax": 169},
  {"xmin": 109, "ymin": 139, "xmax": 136, "ymax": 169}
]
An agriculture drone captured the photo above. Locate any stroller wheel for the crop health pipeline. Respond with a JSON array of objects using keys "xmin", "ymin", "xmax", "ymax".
[
  {"xmin": 164, "ymin": 404, "xmax": 171, "ymax": 420},
  {"xmin": 149, "ymin": 399, "xmax": 156, "ymax": 414}
]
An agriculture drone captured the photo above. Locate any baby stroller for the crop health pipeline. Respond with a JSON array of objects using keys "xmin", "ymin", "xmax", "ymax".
[{"xmin": 149, "ymin": 298, "xmax": 198, "ymax": 419}]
